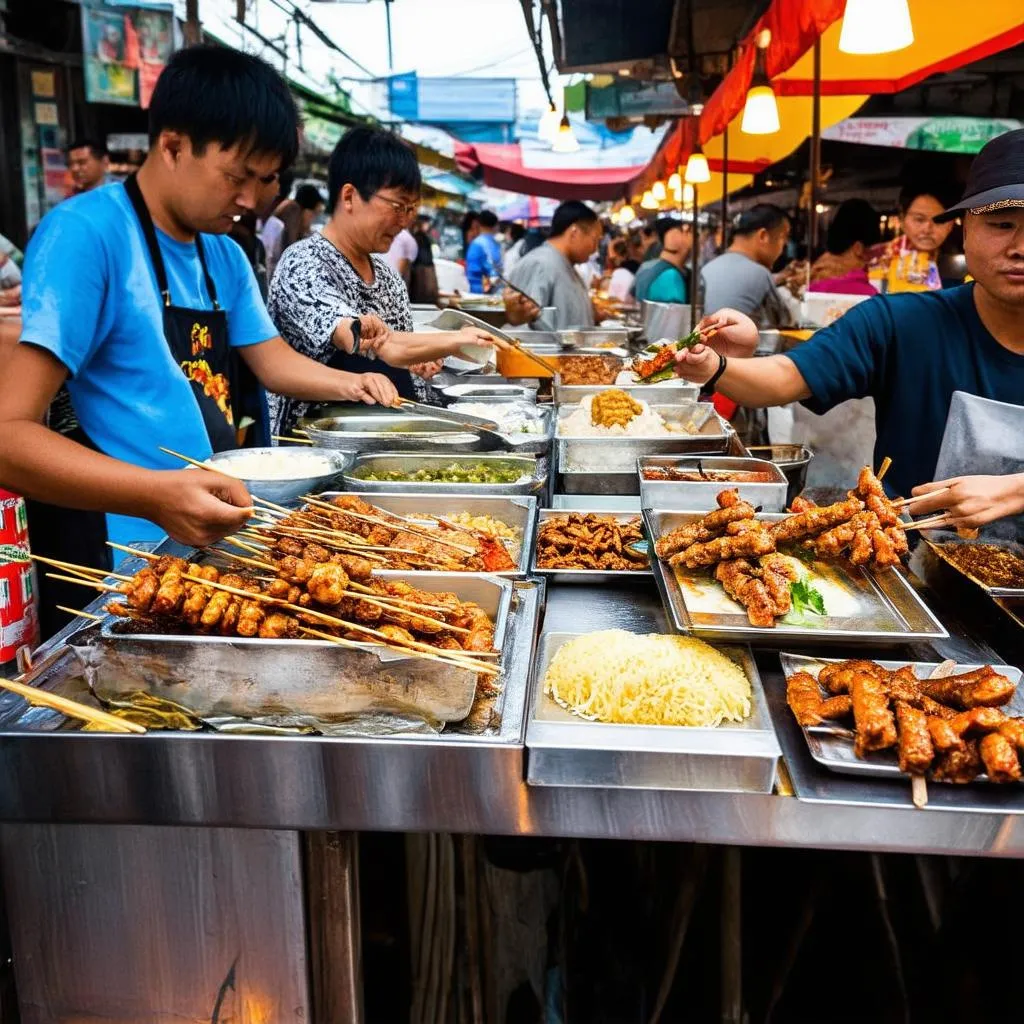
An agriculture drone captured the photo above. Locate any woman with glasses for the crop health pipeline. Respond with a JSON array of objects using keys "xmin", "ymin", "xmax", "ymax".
[{"xmin": 267, "ymin": 126, "xmax": 503, "ymax": 437}]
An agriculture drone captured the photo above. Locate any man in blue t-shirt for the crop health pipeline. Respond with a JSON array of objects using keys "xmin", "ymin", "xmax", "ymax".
[
  {"xmin": 633, "ymin": 217, "xmax": 692, "ymax": 305},
  {"xmin": 0, "ymin": 46, "xmax": 399, "ymax": 556},
  {"xmin": 672, "ymin": 129, "xmax": 1024, "ymax": 531},
  {"xmin": 465, "ymin": 210, "xmax": 502, "ymax": 292}
]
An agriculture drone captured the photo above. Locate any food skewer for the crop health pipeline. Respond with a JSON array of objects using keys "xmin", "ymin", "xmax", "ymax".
[
  {"xmin": 0, "ymin": 675, "xmax": 146, "ymax": 734},
  {"xmin": 894, "ymin": 487, "xmax": 950, "ymax": 509},
  {"xmin": 905, "ymin": 515, "xmax": 952, "ymax": 532},
  {"xmin": 107, "ymin": 541, "xmax": 158, "ymax": 562},
  {"xmin": 876, "ymin": 456, "xmax": 892, "ymax": 481},
  {"xmin": 271, "ymin": 434, "xmax": 314, "ymax": 445},
  {"xmin": 45, "ymin": 573, "xmax": 124, "ymax": 594},
  {"xmin": 56, "ymin": 605, "xmax": 104, "ymax": 623}
]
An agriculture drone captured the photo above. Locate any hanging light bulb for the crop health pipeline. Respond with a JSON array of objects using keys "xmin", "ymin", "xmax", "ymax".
[
  {"xmin": 640, "ymin": 190, "xmax": 659, "ymax": 211},
  {"xmin": 839, "ymin": 0, "xmax": 913, "ymax": 55},
  {"xmin": 682, "ymin": 183, "xmax": 695, "ymax": 205},
  {"xmin": 668, "ymin": 171, "xmax": 681, "ymax": 192},
  {"xmin": 551, "ymin": 114, "xmax": 580, "ymax": 154},
  {"xmin": 684, "ymin": 143, "xmax": 711, "ymax": 185},
  {"xmin": 618, "ymin": 204, "xmax": 636, "ymax": 224},
  {"xmin": 538, "ymin": 102, "xmax": 561, "ymax": 145},
  {"xmin": 651, "ymin": 180, "xmax": 667, "ymax": 202},
  {"xmin": 742, "ymin": 29, "xmax": 780, "ymax": 135}
]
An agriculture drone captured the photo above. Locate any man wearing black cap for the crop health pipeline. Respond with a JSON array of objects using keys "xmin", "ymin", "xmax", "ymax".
[{"xmin": 672, "ymin": 129, "xmax": 1024, "ymax": 530}]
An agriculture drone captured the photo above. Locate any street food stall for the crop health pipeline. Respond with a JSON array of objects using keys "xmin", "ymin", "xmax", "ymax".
[{"xmin": 2, "ymin": 335, "xmax": 1024, "ymax": 1023}]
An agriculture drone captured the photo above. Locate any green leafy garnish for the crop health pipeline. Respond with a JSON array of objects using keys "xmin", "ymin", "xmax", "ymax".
[{"xmin": 790, "ymin": 578, "xmax": 827, "ymax": 617}]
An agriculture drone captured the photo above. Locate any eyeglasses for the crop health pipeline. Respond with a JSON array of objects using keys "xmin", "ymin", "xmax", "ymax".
[{"xmin": 371, "ymin": 193, "xmax": 419, "ymax": 218}]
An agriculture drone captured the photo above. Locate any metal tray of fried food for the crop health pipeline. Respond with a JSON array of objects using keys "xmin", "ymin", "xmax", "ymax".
[
  {"xmin": 644, "ymin": 509, "xmax": 948, "ymax": 647},
  {"xmin": 552, "ymin": 375, "xmax": 699, "ymax": 405},
  {"xmin": 638, "ymin": 456, "xmax": 789, "ymax": 513},
  {"xmin": 84, "ymin": 570, "xmax": 514, "ymax": 724},
  {"xmin": 779, "ymin": 653, "xmax": 1024, "ymax": 781},
  {"xmin": 343, "ymin": 452, "xmax": 546, "ymax": 496},
  {"xmin": 556, "ymin": 402, "xmax": 731, "ymax": 474},
  {"xmin": 530, "ymin": 508, "xmax": 653, "ymax": 584},
  {"xmin": 925, "ymin": 532, "xmax": 1024, "ymax": 598},
  {"xmin": 299, "ymin": 408, "xmax": 489, "ymax": 453},
  {"xmin": 526, "ymin": 632, "xmax": 780, "ymax": 792},
  {"xmin": 319, "ymin": 491, "xmax": 538, "ymax": 576}
]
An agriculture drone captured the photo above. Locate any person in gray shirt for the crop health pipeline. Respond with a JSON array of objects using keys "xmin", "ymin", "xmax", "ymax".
[
  {"xmin": 701, "ymin": 204, "xmax": 794, "ymax": 327},
  {"xmin": 506, "ymin": 200, "xmax": 602, "ymax": 330}
]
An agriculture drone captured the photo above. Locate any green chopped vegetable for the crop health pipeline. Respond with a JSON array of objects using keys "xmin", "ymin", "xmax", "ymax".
[
  {"xmin": 790, "ymin": 578, "xmax": 827, "ymax": 617},
  {"xmin": 353, "ymin": 461, "xmax": 524, "ymax": 484}
]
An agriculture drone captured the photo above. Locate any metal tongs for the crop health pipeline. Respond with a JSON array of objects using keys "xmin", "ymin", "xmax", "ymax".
[{"xmin": 391, "ymin": 399, "xmax": 509, "ymax": 451}]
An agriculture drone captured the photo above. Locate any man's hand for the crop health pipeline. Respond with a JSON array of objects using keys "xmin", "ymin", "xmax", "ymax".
[
  {"xmin": 910, "ymin": 474, "xmax": 1024, "ymax": 529},
  {"xmin": 672, "ymin": 343, "xmax": 721, "ymax": 386},
  {"xmin": 503, "ymin": 290, "xmax": 540, "ymax": 326},
  {"xmin": 410, "ymin": 360, "xmax": 444, "ymax": 380},
  {"xmin": 145, "ymin": 469, "xmax": 253, "ymax": 548},
  {"xmin": 338, "ymin": 371, "xmax": 399, "ymax": 407},
  {"xmin": 696, "ymin": 309, "xmax": 759, "ymax": 358},
  {"xmin": 356, "ymin": 314, "xmax": 392, "ymax": 357}
]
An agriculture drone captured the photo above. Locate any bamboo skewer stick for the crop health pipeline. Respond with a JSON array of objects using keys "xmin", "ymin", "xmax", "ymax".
[
  {"xmin": 210, "ymin": 549, "xmax": 278, "ymax": 573},
  {"xmin": 45, "ymin": 573, "xmax": 124, "ymax": 594},
  {"xmin": 905, "ymin": 516, "xmax": 952, "ymax": 532},
  {"xmin": 0, "ymin": 675, "xmax": 145, "ymax": 734},
  {"xmin": 876, "ymin": 456, "xmax": 892, "ymax": 481},
  {"xmin": 299, "ymin": 494, "xmax": 477, "ymax": 556},
  {"xmin": 106, "ymin": 542, "xmax": 158, "ymax": 562},
  {"xmin": 223, "ymin": 536, "xmax": 274, "ymax": 557},
  {"xmin": 31, "ymin": 555, "xmax": 132, "ymax": 583},
  {"xmin": 297, "ymin": 626, "xmax": 493, "ymax": 673},
  {"xmin": 56, "ymin": 605, "xmax": 104, "ymax": 622},
  {"xmin": 271, "ymin": 434, "xmax": 314, "ymax": 445},
  {"xmin": 894, "ymin": 487, "xmax": 950, "ymax": 509},
  {"xmin": 178, "ymin": 573, "xmax": 489, "ymax": 667}
]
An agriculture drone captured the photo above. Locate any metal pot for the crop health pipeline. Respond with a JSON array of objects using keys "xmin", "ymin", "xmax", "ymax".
[{"xmin": 641, "ymin": 300, "xmax": 692, "ymax": 343}]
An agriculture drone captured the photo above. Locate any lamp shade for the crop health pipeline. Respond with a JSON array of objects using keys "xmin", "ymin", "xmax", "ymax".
[
  {"xmin": 538, "ymin": 103, "xmax": 561, "ymax": 144},
  {"xmin": 652, "ymin": 180, "xmax": 667, "ymax": 201},
  {"xmin": 838, "ymin": 0, "xmax": 914, "ymax": 55},
  {"xmin": 551, "ymin": 115, "xmax": 580, "ymax": 154},
  {"xmin": 640, "ymin": 190, "xmax": 659, "ymax": 210},
  {"xmin": 684, "ymin": 150, "xmax": 711, "ymax": 185},
  {"xmin": 667, "ymin": 171, "xmax": 681, "ymax": 192},
  {"xmin": 619, "ymin": 204, "xmax": 636, "ymax": 223},
  {"xmin": 741, "ymin": 84, "xmax": 781, "ymax": 135}
]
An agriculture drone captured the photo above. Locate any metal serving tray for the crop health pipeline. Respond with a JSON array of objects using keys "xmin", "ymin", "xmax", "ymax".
[
  {"xmin": 530, "ymin": 508, "xmax": 653, "ymax": 584},
  {"xmin": 448, "ymin": 402, "xmax": 553, "ymax": 456},
  {"xmin": 637, "ymin": 456, "xmax": 789, "ymax": 513},
  {"xmin": 779, "ymin": 653, "xmax": 1024, "ymax": 782},
  {"xmin": 319, "ymin": 491, "xmax": 538, "ymax": 576},
  {"xmin": 343, "ymin": 452, "xmax": 546, "ymax": 497},
  {"xmin": 552, "ymin": 375, "xmax": 700, "ymax": 406},
  {"xmin": 300, "ymin": 409, "xmax": 485, "ymax": 454},
  {"xmin": 440, "ymin": 382, "xmax": 537, "ymax": 403},
  {"xmin": 556, "ymin": 326, "xmax": 632, "ymax": 349},
  {"xmin": 644, "ymin": 509, "xmax": 948, "ymax": 647},
  {"xmin": 556, "ymin": 402, "xmax": 731, "ymax": 476},
  {"xmin": 925, "ymin": 533, "xmax": 1024, "ymax": 598},
  {"xmin": 526, "ymin": 633, "xmax": 780, "ymax": 792},
  {"xmin": 85, "ymin": 573, "xmax": 514, "ymax": 725}
]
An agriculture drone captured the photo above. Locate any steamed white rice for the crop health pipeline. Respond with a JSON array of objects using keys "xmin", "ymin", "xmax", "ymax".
[{"xmin": 558, "ymin": 394, "xmax": 675, "ymax": 437}]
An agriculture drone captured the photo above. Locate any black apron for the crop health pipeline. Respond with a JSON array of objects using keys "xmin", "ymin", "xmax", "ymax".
[{"xmin": 32, "ymin": 176, "xmax": 236, "ymax": 639}]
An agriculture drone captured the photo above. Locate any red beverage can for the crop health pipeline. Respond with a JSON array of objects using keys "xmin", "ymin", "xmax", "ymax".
[
  {"xmin": 0, "ymin": 489, "xmax": 28, "ymax": 548},
  {"xmin": 0, "ymin": 489, "xmax": 38, "ymax": 672}
]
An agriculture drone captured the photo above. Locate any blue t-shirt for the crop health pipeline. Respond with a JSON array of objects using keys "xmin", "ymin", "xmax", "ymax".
[
  {"xmin": 787, "ymin": 284, "xmax": 1024, "ymax": 500},
  {"xmin": 465, "ymin": 233, "xmax": 502, "ymax": 292},
  {"xmin": 19, "ymin": 183, "xmax": 277, "ymax": 545}
]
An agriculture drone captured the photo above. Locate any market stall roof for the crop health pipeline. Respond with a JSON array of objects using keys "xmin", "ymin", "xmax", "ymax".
[{"xmin": 455, "ymin": 141, "xmax": 653, "ymax": 202}]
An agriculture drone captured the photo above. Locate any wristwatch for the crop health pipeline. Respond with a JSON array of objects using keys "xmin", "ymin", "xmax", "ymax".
[
  {"xmin": 704, "ymin": 352, "xmax": 728, "ymax": 394},
  {"xmin": 350, "ymin": 317, "xmax": 362, "ymax": 356}
]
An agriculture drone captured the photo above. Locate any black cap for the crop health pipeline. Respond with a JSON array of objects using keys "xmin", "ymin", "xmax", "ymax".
[{"xmin": 935, "ymin": 128, "xmax": 1024, "ymax": 223}]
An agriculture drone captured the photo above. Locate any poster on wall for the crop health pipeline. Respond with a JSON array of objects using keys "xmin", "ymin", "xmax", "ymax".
[{"xmin": 80, "ymin": 1, "xmax": 175, "ymax": 108}]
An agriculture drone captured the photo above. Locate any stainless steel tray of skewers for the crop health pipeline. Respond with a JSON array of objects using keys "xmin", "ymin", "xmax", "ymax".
[
  {"xmin": 780, "ymin": 653, "xmax": 1024, "ymax": 782},
  {"xmin": 526, "ymin": 633, "xmax": 780, "ymax": 792},
  {"xmin": 643, "ymin": 509, "xmax": 948, "ymax": 647},
  {"xmin": 342, "ymin": 452, "xmax": 546, "ymax": 497},
  {"xmin": 319, "ymin": 492, "xmax": 539, "ymax": 576}
]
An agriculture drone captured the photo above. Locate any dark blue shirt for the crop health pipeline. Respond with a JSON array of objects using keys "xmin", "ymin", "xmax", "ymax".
[{"xmin": 786, "ymin": 284, "xmax": 1024, "ymax": 499}]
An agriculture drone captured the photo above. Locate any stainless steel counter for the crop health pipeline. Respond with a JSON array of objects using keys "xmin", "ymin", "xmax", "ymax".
[{"xmin": 2, "ymin": 577, "xmax": 1024, "ymax": 857}]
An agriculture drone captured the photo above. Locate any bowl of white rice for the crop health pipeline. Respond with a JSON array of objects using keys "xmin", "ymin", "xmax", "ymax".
[
  {"xmin": 557, "ymin": 394, "xmax": 678, "ymax": 438},
  {"xmin": 205, "ymin": 446, "xmax": 353, "ymax": 504}
]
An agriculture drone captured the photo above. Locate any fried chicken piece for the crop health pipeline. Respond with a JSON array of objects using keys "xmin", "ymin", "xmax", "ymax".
[
  {"xmin": 948, "ymin": 707, "xmax": 1008, "ymax": 737},
  {"xmin": 337, "ymin": 595, "xmax": 383, "ymax": 623},
  {"xmin": 855, "ymin": 465, "xmax": 887, "ymax": 500},
  {"xmin": 788, "ymin": 496, "xmax": 817, "ymax": 513},
  {"xmin": 153, "ymin": 555, "xmax": 188, "ymax": 576},
  {"xmin": 771, "ymin": 496, "xmax": 864, "ymax": 544},
  {"xmin": 126, "ymin": 568, "xmax": 159, "ymax": 612},
  {"xmin": 896, "ymin": 702, "xmax": 935, "ymax": 774},
  {"xmin": 219, "ymin": 599, "xmax": 241, "ymax": 636},
  {"xmin": 932, "ymin": 739, "xmax": 982, "ymax": 784},
  {"xmin": 865, "ymin": 493, "xmax": 900, "ymax": 528},
  {"xmin": 264, "ymin": 579, "xmax": 291, "ymax": 599},
  {"xmin": 671, "ymin": 527, "xmax": 776, "ymax": 569},
  {"xmin": 274, "ymin": 537, "xmax": 306, "ymax": 558},
  {"xmin": 330, "ymin": 553, "xmax": 375, "ymax": 582},
  {"xmin": 980, "ymin": 732, "xmax": 1021, "ymax": 782},
  {"xmin": 787, "ymin": 671, "xmax": 826, "ymax": 725},
  {"xmin": 302, "ymin": 542, "xmax": 333, "ymax": 564},
  {"xmin": 820, "ymin": 695, "xmax": 853, "ymax": 719},
  {"xmin": 818, "ymin": 660, "xmax": 888, "ymax": 695},
  {"xmin": 276, "ymin": 555, "xmax": 315, "ymax": 584},
  {"xmin": 306, "ymin": 563, "xmax": 350, "ymax": 607},
  {"xmin": 997, "ymin": 718, "xmax": 1024, "ymax": 752},
  {"xmin": 654, "ymin": 497, "xmax": 756, "ymax": 559},
  {"xmin": 851, "ymin": 672, "xmax": 898, "ymax": 756},
  {"xmin": 152, "ymin": 566, "xmax": 185, "ymax": 617},
  {"xmin": 259, "ymin": 612, "xmax": 299, "ymax": 639},
  {"xmin": 869, "ymin": 526, "xmax": 901, "ymax": 568},
  {"xmin": 927, "ymin": 716, "xmax": 964, "ymax": 754},
  {"xmin": 917, "ymin": 667, "xmax": 1016, "ymax": 709},
  {"xmin": 759, "ymin": 553, "xmax": 798, "ymax": 615},
  {"xmin": 182, "ymin": 579, "xmax": 214, "ymax": 626},
  {"xmin": 885, "ymin": 525, "xmax": 909, "ymax": 559},
  {"xmin": 378, "ymin": 624, "xmax": 417, "ymax": 647},
  {"xmin": 715, "ymin": 559, "xmax": 776, "ymax": 627}
]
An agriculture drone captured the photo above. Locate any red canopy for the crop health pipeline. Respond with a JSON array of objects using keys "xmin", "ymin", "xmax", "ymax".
[{"xmin": 455, "ymin": 141, "xmax": 650, "ymax": 201}]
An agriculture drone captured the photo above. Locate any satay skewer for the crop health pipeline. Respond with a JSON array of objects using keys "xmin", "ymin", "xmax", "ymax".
[
  {"xmin": 893, "ymin": 487, "xmax": 950, "ymax": 509},
  {"xmin": 173, "ymin": 574, "xmax": 497, "ymax": 673},
  {"xmin": 271, "ymin": 434, "xmax": 314, "ymax": 445},
  {"xmin": 0, "ymin": 674, "xmax": 145, "ymax": 734},
  {"xmin": 107, "ymin": 542, "xmax": 158, "ymax": 561},
  {"xmin": 905, "ymin": 515, "xmax": 952, "ymax": 532},
  {"xmin": 45, "ymin": 573, "xmax": 124, "ymax": 594},
  {"xmin": 56, "ymin": 605, "xmax": 105, "ymax": 622}
]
